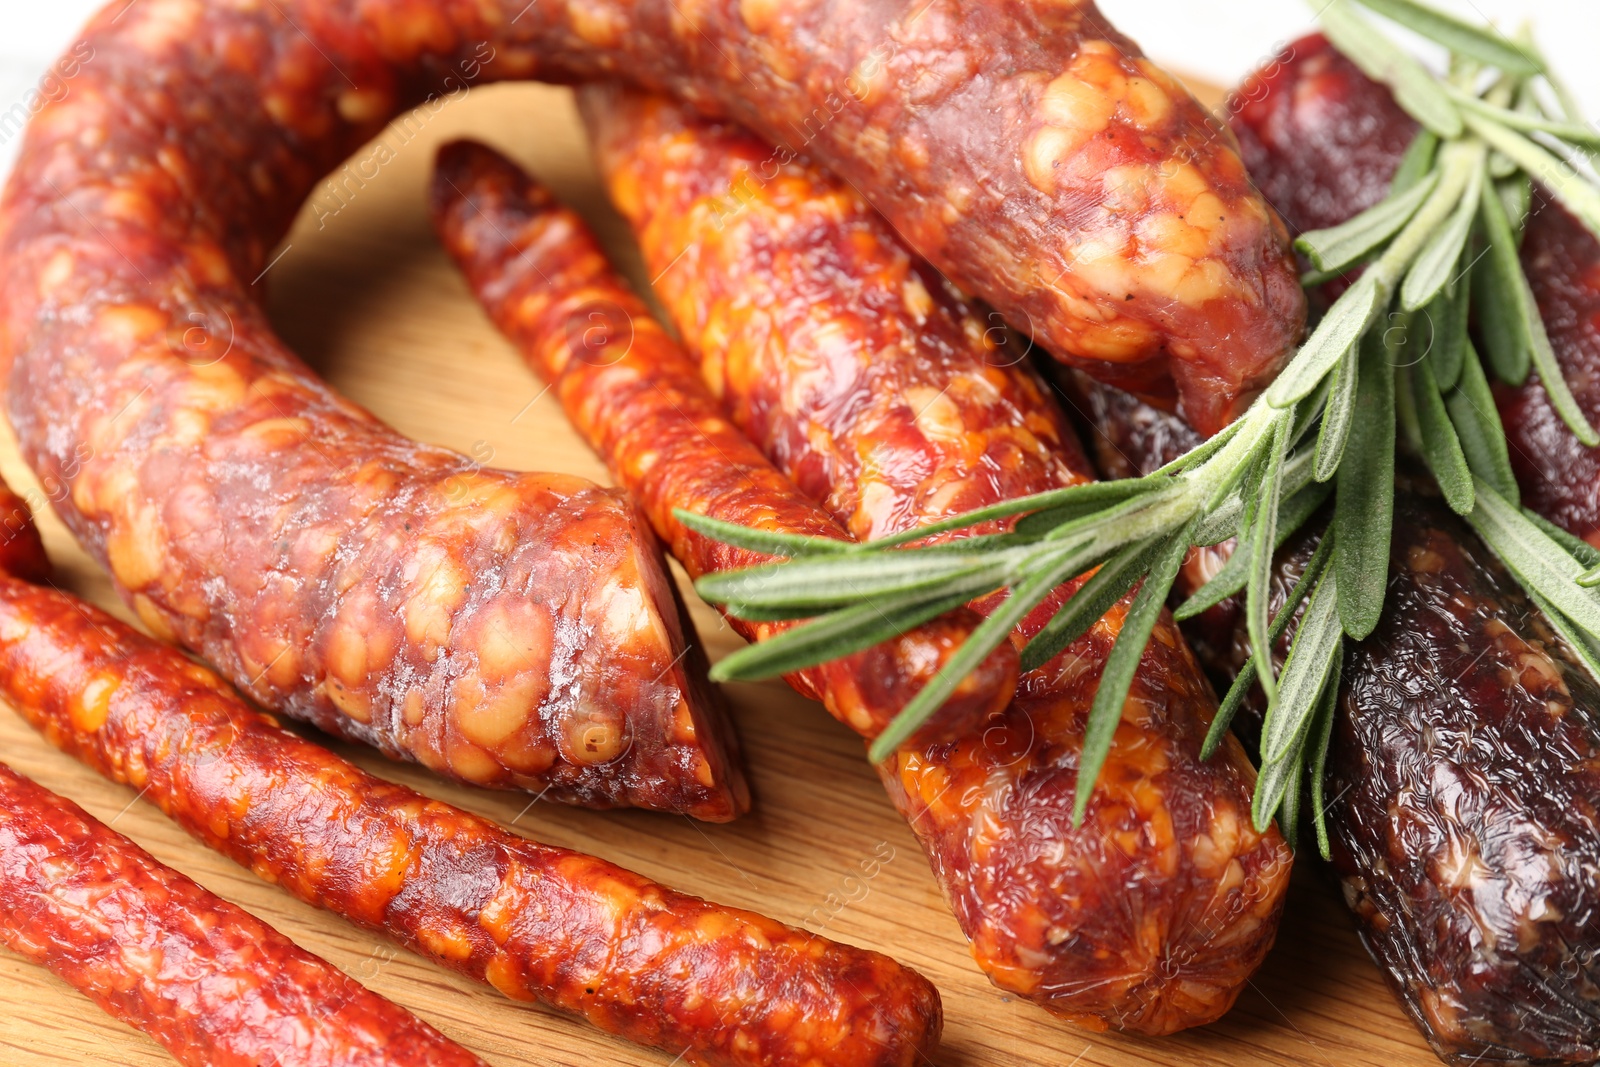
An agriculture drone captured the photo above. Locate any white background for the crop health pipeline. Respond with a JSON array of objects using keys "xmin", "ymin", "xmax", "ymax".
[{"xmin": 1, "ymin": 0, "xmax": 1595, "ymax": 176}]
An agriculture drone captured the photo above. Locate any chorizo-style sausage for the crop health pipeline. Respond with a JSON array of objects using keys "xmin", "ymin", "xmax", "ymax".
[
  {"xmin": 0, "ymin": 578, "xmax": 941, "ymax": 1067},
  {"xmin": 0, "ymin": 6, "xmax": 754, "ymax": 819},
  {"xmin": 0, "ymin": 762, "xmax": 490, "ymax": 1067},
  {"xmin": 579, "ymin": 87, "xmax": 1293, "ymax": 1035},
  {"xmin": 427, "ymin": 139, "xmax": 1016, "ymax": 745}
]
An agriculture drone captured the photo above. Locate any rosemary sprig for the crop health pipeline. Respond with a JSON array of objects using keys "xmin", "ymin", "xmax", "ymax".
[{"xmin": 688, "ymin": 0, "xmax": 1600, "ymax": 843}]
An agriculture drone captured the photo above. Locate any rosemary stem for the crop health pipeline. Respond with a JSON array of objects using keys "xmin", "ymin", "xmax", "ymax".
[{"xmin": 1371, "ymin": 140, "xmax": 1485, "ymax": 290}]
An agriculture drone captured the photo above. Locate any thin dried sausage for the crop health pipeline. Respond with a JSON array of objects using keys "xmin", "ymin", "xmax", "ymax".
[
  {"xmin": 427, "ymin": 140, "xmax": 1016, "ymax": 744},
  {"xmin": 580, "ymin": 87, "xmax": 1293, "ymax": 1035},
  {"xmin": 0, "ymin": 574, "xmax": 940, "ymax": 1067},
  {"xmin": 0, "ymin": 761, "xmax": 490, "ymax": 1067}
]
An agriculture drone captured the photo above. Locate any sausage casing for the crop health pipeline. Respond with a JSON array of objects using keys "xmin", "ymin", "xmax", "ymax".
[
  {"xmin": 427, "ymin": 139, "xmax": 1016, "ymax": 745},
  {"xmin": 0, "ymin": 761, "xmax": 489, "ymax": 1067},
  {"xmin": 0, "ymin": 569, "xmax": 941, "ymax": 1067},
  {"xmin": 581, "ymin": 87, "xmax": 1293, "ymax": 1035},
  {"xmin": 0, "ymin": 2, "xmax": 792, "ymax": 820}
]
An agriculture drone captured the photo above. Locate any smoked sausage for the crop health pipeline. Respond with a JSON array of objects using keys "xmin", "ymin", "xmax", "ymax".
[
  {"xmin": 0, "ymin": 483, "xmax": 940, "ymax": 1067},
  {"xmin": 0, "ymin": 762, "xmax": 490, "ymax": 1067},
  {"xmin": 578, "ymin": 87, "xmax": 1293, "ymax": 1035},
  {"xmin": 428, "ymin": 139, "xmax": 1017, "ymax": 745}
]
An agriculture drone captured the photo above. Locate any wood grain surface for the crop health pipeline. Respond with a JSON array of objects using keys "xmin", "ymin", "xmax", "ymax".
[{"xmin": 0, "ymin": 81, "xmax": 1441, "ymax": 1067}]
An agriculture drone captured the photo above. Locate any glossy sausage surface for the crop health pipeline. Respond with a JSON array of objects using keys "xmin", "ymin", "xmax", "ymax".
[
  {"xmin": 0, "ymin": 478, "xmax": 50, "ymax": 584},
  {"xmin": 1335, "ymin": 490, "xmax": 1600, "ymax": 1065},
  {"xmin": 0, "ymin": 571, "xmax": 943, "ymax": 1067},
  {"xmin": 0, "ymin": 762, "xmax": 489, "ymax": 1067},
  {"xmin": 427, "ymin": 139, "xmax": 1016, "ymax": 745},
  {"xmin": 583, "ymin": 87, "xmax": 1293, "ymax": 1035}
]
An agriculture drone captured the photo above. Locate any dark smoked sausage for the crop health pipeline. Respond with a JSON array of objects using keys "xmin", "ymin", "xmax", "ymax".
[
  {"xmin": 578, "ymin": 87, "xmax": 1293, "ymax": 1035},
  {"xmin": 427, "ymin": 139, "xmax": 1016, "ymax": 745},
  {"xmin": 1071, "ymin": 367, "xmax": 1600, "ymax": 1063},
  {"xmin": 0, "ymin": 762, "xmax": 490, "ymax": 1067},
  {"xmin": 0, "ymin": 569, "xmax": 943, "ymax": 1067}
]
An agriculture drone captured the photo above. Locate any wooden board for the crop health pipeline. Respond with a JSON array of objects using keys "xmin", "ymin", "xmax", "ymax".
[{"xmin": 0, "ymin": 80, "xmax": 1445, "ymax": 1067}]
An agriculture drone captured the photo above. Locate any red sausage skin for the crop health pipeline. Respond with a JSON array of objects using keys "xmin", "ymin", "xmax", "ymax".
[
  {"xmin": 0, "ymin": 571, "xmax": 942, "ymax": 1067},
  {"xmin": 0, "ymin": 762, "xmax": 489, "ymax": 1067},
  {"xmin": 427, "ymin": 139, "xmax": 1018, "ymax": 747},
  {"xmin": 581, "ymin": 86, "xmax": 1294, "ymax": 1036}
]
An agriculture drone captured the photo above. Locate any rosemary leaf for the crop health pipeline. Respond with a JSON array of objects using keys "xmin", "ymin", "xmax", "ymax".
[
  {"xmin": 1315, "ymin": 346, "xmax": 1362, "ymax": 481},
  {"xmin": 1352, "ymin": 0, "xmax": 1542, "ymax": 75},
  {"xmin": 1301, "ymin": 264, "xmax": 1360, "ymax": 289},
  {"xmin": 1175, "ymin": 475, "xmax": 1330, "ymax": 622},
  {"xmin": 1499, "ymin": 174, "xmax": 1533, "ymax": 243},
  {"xmin": 709, "ymin": 587, "xmax": 981, "ymax": 682},
  {"xmin": 1267, "ymin": 273, "xmax": 1384, "ymax": 407},
  {"xmin": 1475, "ymin": 175, "xmax": 1532, "ymax": 383},
  {"xmin": 1148, "ymin": 414, "xmax": 1249, "ymax": 478},
  {"xmin": 1401, "ymin": 147, "xmax": 1485, "ymax": 311},
  {"xmin": 1295, "ymin": 171, "xmax": 1440, "ymax": 273},
  {"xmin": 1407, "ymin": 358, "xmax": 1476, "ymax": 514},
  {"xmin": 868, "ymin": 538, "xmax": 1114, "ymax": 761},
  {"xmin": 673, "ymin": 510, "xmax": 855, "ymax": 557},
  {"xmin": 1524, "ymin": 304, "xmax": 1600, "ymax": 449},
  {"xmin": 865, "ymin": 478, "xmax": 1152, "ymax": 550},
  {"xmin": 1307, "ymin": 669, "xmax": 1343, "ymax": 861},
  {"xmin": 1247, "ymin": 417, "xmax": 1294, "ymax": 698},
  {"xmin": 1071, "ymin": 520, "xmax": 1199, "ymax": 825},
  {"xmin": 1521, "ymin": 507, "xmax": 1600, "ymax": 569},
  {"xmin": 1334, "ymin": 333, "xmax": 1397, "ymax": 640},
  {"xmin": 1254, "ymin": 573, "xmax": 1343, "ymax": 831},
  {"xmin": 1010, "ymin": 479, "xmax": 1159, "ymax": 537},
  {"xmin": 1474, "ymin": 167, "xmax": 1600, "ymax": 444},
  {"xmin": 1446, "ymin": 342, "xmax": 1520, "ymax": 503},
  {"xmin": 1468, "ymin": 479, "xmax": 1600, "ymax": 636},
  {"xmin": 695, "ymin": 546, "xmax": 1007, "ymax": 611},
  {"xmin": 1427, "ymin": 261, "xmax": 1472, "ymax": 390},
  {"xmin": 1446, "ymin": 87, "xmax": 1600, "ymax": 150},
  {"xmin": 1261, "ymin": 566, "xmax": 1345, "ymax": 766},
  {"xmin": 1279, "ymin": 750, "xmax": 1303, "ymax": 846},
  {"xmin": 1464, "ymin": 112, "xmax": 1600, "ymax": 239},
  {"xmin": 1020, "ymin": 535, "xmax": 1165, "ymax": 673},
  {"xmin": 1392, "ymin": 129, "xmax": 1441, "ymax": 193},
  {"xmin": 1201, "ymin": 532, "xmax": 1334, "ymax": 760},
  {"xmin": 1318, "ymin": 0, "xmax": 1463, "ymax": 138}
]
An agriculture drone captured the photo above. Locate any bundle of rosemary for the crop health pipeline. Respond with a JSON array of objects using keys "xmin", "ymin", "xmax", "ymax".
[{"xmin": 677, "ymin": 0, "xmax": 1600, "ymax": 854}]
